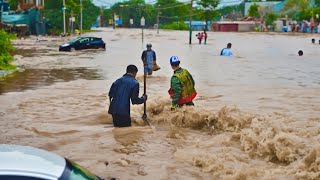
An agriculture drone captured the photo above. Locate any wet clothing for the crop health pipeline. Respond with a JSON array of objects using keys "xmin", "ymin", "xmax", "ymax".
[
  {"xmin": 170, "ymin": 68, "xmax": 197, "ymax": 106},
  {"xmin": 197, "ymin": 33, "xmax": 203, "ymax": 44},
  {"xmin": 112, "ymin": 114, "xmax": 131, "ymax": 127},
  {"xmin": 108, "ymin": 73, "xmax": 145, "ymax": 127},
  {"xmin": 141, "ymin": 50, "xmax": 156, "ymax": 75},
  {"xmin": 220, "ymin": 48, "xmax": 233, "ymax": 56}
]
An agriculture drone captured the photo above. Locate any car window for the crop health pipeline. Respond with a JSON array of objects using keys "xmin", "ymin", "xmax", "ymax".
[
  {"xmin": 59, "ymin": 158, "xmax": 100, "ymax": 180},
  {"xmin": 0, "ymin": 176, "xmax": 46, "ymax": 180},
  {"xmin": 69, "ymin": 37, "xmax": 81, "ymax": 43},
  {"xmin": 79, "ymin": 38, "xmax": 89, "ymax": 43}
]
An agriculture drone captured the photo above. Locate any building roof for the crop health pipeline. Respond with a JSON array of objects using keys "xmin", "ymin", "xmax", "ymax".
[{"xmin": 218, "ymin": 21, "xmax": 255, "ymax": 25}]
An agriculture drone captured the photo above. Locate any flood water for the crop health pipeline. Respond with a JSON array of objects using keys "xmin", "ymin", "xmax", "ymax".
[{"xmin": 0, "ymin": 29, "xmax": 320, "ymax": 179}]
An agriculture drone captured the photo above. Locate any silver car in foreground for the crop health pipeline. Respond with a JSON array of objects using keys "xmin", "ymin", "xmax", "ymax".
[{"xmin": 0, "ymin": 144, "xmax": 104, "ymax": 180}]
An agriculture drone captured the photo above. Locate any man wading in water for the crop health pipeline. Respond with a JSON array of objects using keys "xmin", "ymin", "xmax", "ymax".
[
  {"xmin": 168, "ymin": 56, "xmax": 197, "ymax": 111},
  {"xmin": 141, "ymin": 44, "xmax": 157, "ymax": 76},
  {"xmin": 108, "ymin": 65, "xmax": 147, "ymax": 127}
]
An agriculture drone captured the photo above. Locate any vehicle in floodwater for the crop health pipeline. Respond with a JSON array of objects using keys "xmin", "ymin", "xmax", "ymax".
[
  {"xmin": 0, "ymin": 144, "xmax": 104, "ymax": 180},
  {"xmin": 59, "ymin": 37, "xmax": 106, "ymax": 52}
]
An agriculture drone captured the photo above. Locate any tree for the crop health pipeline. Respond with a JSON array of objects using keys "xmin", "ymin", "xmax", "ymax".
[
  {"xmin": 217, "ymin": 4, "xmax": 244, "ymax": 20},
  {"xmin": 45, "ymin": 0, "xmax": 99, "ymax": 33},
  {"xmin": 248, "ymin": 3, "xmax": 260, "ymax": 18},
  {"xmin": 265, "ymin": 12, "xmax": 278, "ymax": 27},
  {"xmin": 298, "ymin": 8, "xmax": 320, "ymax": 21},
  {"xmin": 282, "ymin": 0, "xmax": 310, "ymax": 12},
  {"xmin": 156, "ymin": 0, "xmax": 189, "ymax": 24},
  {"xmin": 197, "ymin": 0, "xmax": 220, "ymax": 30},
  {"xmin": 8, "ymin": 0, "xmax": 18, "ymax": 10}
]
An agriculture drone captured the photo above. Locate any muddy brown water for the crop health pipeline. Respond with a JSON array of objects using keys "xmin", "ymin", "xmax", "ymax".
[{"xmin": 0, "ymin": 29, "xmax": 320, "ymax": 179}]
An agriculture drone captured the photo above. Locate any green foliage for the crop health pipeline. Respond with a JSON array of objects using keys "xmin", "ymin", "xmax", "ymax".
[
  {"xmin": 248, "ymin": 3, "xmax": 260, "ymax": 18},
  {"xmin": 297, "ymin": 8, "xmax": 320, "ymax": 21},
  {"xmin": 0, "ymin": 30, "xmax": 16, "ymax": 70},
  {"xmin": 282, "ymin": 0, "xmax": 310, "ymax": 18},
  {"xmin": 8, "ymin": 0, "xmax": 18, "ymax": 10},
  {"xmin": 162, "ymin": 22, "xmax": 189, "ymax": 30},
  {"xmin": 156, "ymin": 0, "xmax": 190, "ymax": 24},
  {"xmin": 217, "ymin": 4, "xmax": 244, "ymax": 17},
  {"xmin": 265, "ymin": 13, "xmax": 278, "ymax": 26},
  {"xmin": 283, "ymin": 0, "xmax": 309, "ymax": 12},
  {"xmin": 44, "ymin": 0, "xmax": 100, "ymax": 33},
  {"xmin": 196, "ymin": 0, "xmax": 219, "ymax": 26}
]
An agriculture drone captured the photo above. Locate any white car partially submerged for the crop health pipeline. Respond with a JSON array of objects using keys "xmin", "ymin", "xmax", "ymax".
[{"xmin": 0, "ymin": 144, "xmax": 103, "ymax": 180}]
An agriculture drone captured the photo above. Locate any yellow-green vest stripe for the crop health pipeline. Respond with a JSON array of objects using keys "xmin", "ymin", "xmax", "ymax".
[{"xmin": 173, "ymin": 69, "xmax": 196, "ymax": 98}]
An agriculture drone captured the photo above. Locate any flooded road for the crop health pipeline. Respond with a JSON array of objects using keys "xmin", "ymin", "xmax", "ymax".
[{"xmin": 0, "ymin": 29, "xmax": 320, "ymax": 179}]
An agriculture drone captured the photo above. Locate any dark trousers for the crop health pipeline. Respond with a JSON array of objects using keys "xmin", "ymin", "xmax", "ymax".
[{"xmin": 112, "ymin": 114, "xmax": 131, "ymax": 127}]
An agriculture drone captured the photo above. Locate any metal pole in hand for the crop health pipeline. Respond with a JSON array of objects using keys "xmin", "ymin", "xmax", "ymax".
[
  {"xmin": 142, "ymin": 74, "xmax": 150, "ymax": 126},
  {"xmin": 189, "ymin": 0, "xmax": 193, "ymax": 44},
  {"xmin": 142, "ymin": 26, "xmax": 144, "ymax": 44}
]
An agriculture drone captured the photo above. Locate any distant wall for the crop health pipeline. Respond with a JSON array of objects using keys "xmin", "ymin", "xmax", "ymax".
[
  {"xmin": 238, "ymin": 23, "xmax": 256, "ymax": 32},
  {"xmin": 219, "ymin": 23, "xmax": 238, "ymax": 32}
]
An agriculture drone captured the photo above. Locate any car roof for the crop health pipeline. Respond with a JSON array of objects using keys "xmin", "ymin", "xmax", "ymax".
[
  {"xmin": 78, "ymin": 37, "xmax": 102, "ymax": 39},
  {"xmin": 0, "ymin": 144, "xmax": 66, "ymax": 179}
]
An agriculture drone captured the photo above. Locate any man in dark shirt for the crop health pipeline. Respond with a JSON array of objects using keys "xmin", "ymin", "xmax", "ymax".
[
  {"xmin": 141, "ymin": 44, "xmax": 156, "ymax": 75},
  {"xmin": 108, "ymin": 65, "xmax": 147, "ymax": 127}
]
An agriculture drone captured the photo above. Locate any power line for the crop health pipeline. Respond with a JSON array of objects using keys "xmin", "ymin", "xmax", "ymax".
[{"xmin": 159, "ymin": 12, "xmax": 204, "ymax": 19}]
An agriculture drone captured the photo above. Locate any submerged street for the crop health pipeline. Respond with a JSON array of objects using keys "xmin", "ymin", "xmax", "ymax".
[{"xmin": 0, "ymin": 29, "xmax": 320, "ymax": 179}]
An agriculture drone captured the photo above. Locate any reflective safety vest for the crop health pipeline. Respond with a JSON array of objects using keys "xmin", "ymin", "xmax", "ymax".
[{"xmin": 171, "ymin": 69, "xmax": 197, "ymax": 104}]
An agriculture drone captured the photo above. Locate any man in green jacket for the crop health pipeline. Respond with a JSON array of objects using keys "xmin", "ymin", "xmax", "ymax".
[{"xmin": 168, "ymin": 56, "xmax": 197, "ymax": 111}]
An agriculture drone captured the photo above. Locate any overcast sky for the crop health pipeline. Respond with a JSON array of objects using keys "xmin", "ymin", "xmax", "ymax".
[{"xmin": 92, "ymin": 0, "xmax": 243, "ymax": 8}]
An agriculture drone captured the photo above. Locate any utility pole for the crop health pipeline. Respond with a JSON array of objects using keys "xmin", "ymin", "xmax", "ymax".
[
  {"xmin": 63, "ymin": 0, "xmax": 66, "ymax": 35},
  {"xmin": 141, "ymin": 16, "xmax": 145, "ymax": 44},
  {"xmin": 0, "ymin": 1, "xmax": 2, "ymax": 24},
  {"xmin": 189, "ymin": 0, "xmax": 193, "ymax": 44},
  {"xmin": 157, "ymin": 5, "xmax": 160, "ymax": 34},
  {"xmin": 100, "ymin": 5, "xmax": 103, "ymax": 27},
  {"xmin": 80, "ymin": 0, "xmax": 83, "ymax": 35},
  {"xmin": 71, "ymin": 9, "xmax": 74, "ymax": 35},
  {"xmin": 113, "ymin": 12, "xmax": 115, "ymax": 29}
]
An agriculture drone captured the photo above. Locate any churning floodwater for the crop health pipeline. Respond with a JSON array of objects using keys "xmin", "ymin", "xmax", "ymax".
[{"xmin": 0, "ymin": 29, "xmax": 320, "ymax": 179}]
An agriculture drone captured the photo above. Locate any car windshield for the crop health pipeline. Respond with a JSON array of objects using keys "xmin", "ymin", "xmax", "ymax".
[
  {"xmin": 59, "ymin": 158, "xmax": 101, "ymax": 180},
  {"xmin": 69, "ymin": 37, "xmax": 82, "ymax": 43}
]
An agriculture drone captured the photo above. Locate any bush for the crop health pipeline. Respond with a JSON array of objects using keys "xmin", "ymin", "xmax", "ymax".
[
  {"xmin": 265, "ymin": 13, "xmax": 278, "ymax": 27},
  {"xmin": 162, "ymin": 22, "xmax": 189, "ymax": 30},
  {"xmin": 0, "ymin": 30, "xmax": 16, "ymax": 70}
]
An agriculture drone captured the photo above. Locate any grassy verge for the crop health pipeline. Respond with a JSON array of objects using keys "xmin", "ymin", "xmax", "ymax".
[{"xmin": 162, "ymin": 22, "xmax": 189, "ymax": 31}]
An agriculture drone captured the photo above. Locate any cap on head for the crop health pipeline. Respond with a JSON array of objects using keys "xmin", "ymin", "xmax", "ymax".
[
  {"xmin": 146, "ymin": 44, "xmax": 152, "ymax": 48},
  {"xmin": 170, "ymin": 56, "xmax": 180, "ymax": 66}
]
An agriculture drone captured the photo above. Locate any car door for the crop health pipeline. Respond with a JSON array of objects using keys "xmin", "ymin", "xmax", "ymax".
[
  {"xmin": 78, "ymin": 38, "xmax": 90, "ymax": 50},
  {"xmin": 90, "ymin": 38, "xmax": 103, "ymax": 49},
  {"xmin": 87, "ymin": 38, "xmax": 96, "ymax": 49},
  {"xmin": 89, "ymin": 38, "xmax": 101, "ymax": 49}
]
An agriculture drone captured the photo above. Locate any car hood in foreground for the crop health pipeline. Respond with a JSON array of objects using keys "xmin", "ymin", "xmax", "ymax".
[{"xmin": 0, "ymin": 144, "xmax": 66, "ymax": 179}]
